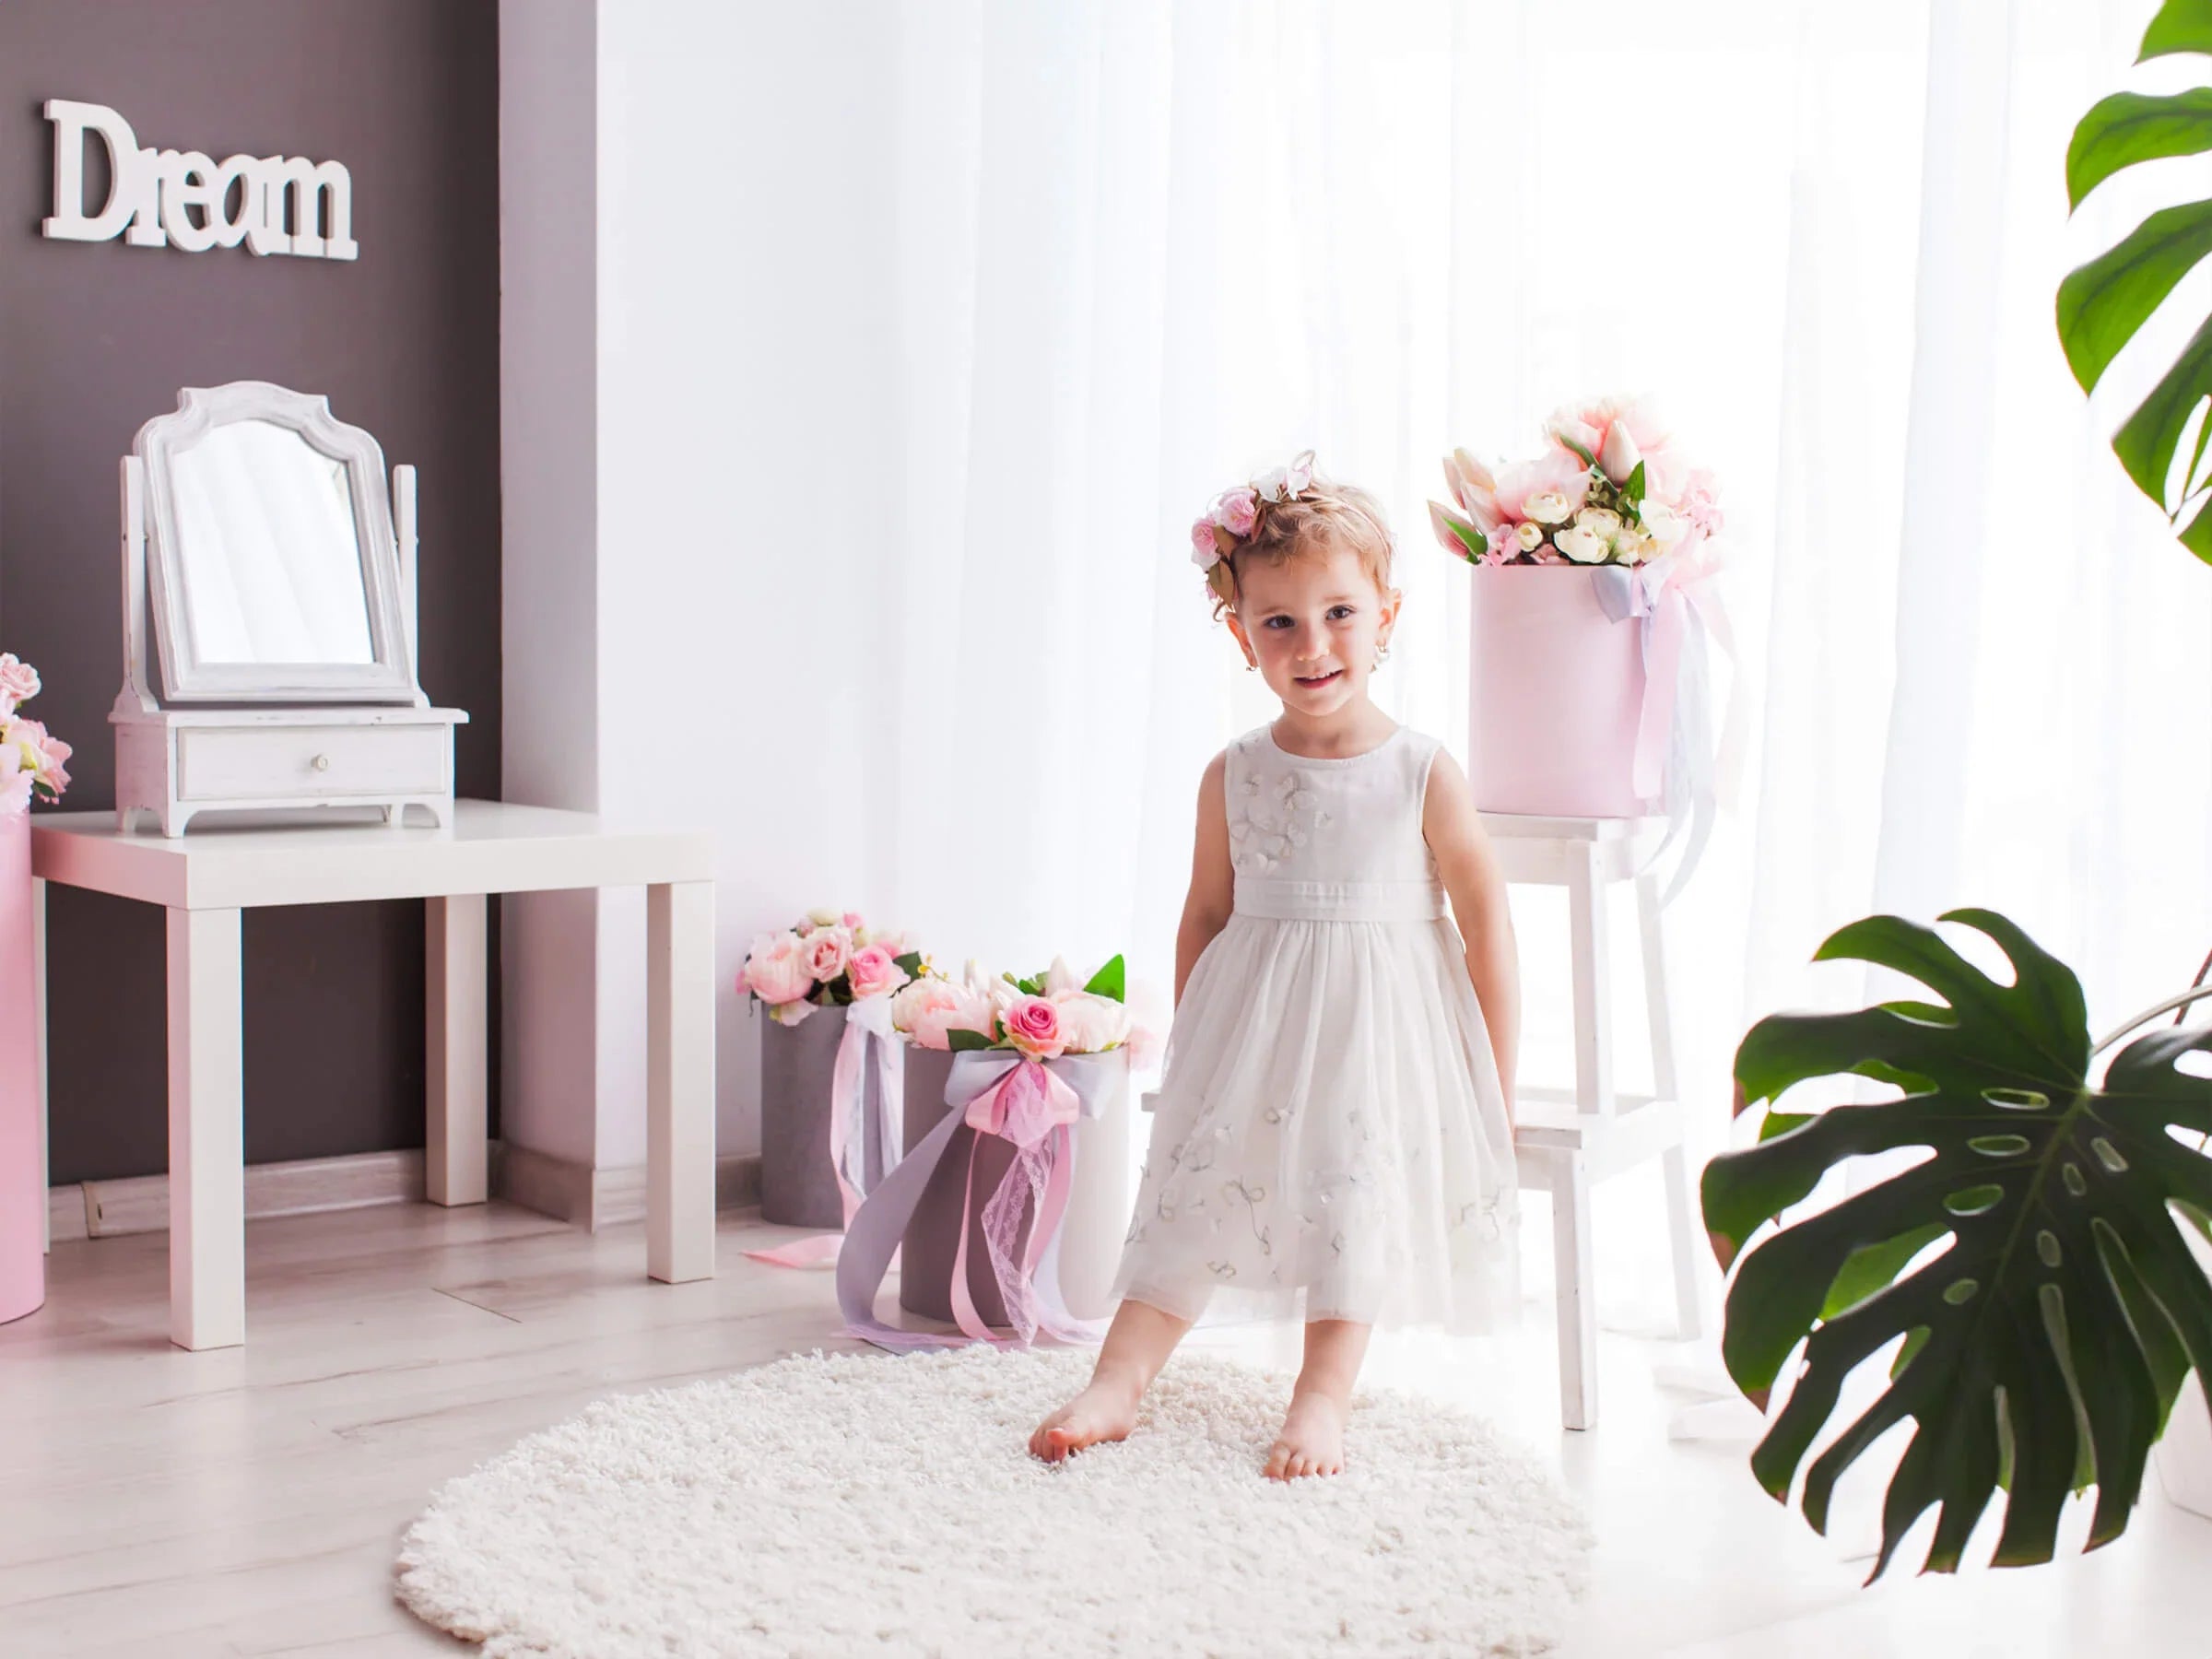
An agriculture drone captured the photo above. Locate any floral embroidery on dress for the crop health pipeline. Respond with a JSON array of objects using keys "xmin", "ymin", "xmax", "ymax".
[{"xmin": 1227, "ymin": 736, "xmax": 1334, "ymax": 877}]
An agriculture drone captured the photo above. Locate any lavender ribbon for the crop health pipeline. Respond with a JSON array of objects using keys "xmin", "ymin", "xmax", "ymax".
[
  {"xmin": 1591, "ymin": 549, "xmax": 1725, "ymax": 906},
  {"xmin": 835, "ymin": 1050, "xmax": 1125, "ymax": 1353}
]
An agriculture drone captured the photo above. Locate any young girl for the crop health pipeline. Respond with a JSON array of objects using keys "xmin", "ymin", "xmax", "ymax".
[{"xmin": 1030, "ymin": 451, "xmax": 1521, "ymax": 1480}]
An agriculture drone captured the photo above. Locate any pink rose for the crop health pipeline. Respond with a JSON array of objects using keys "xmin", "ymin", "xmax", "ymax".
[
  {"xmin": 0, "ymin": 653, "xmax": 39, "ymax": 721},
  {"xmin": 841, "ymin": 911, "xmax": 864, "ymax": 928},
  {"xmin": 1212, "ymin": 487, "xmax": 1259, "ymax": 537},
  {"xmin": 1052, "ymin": 990, "xmax": 1129, "ymax": 1054},
  {"xmin": 847, "ymin": 944, "xmax": 910, "ymax": 1002},
  {"xmin": 6, "ymin": 719, "xmax": 69, "ymax": 795},
  {"xmin": 805, "ymin": 926, "xmax": 853, "ymax": 984},
  {"xmin": 742, "ymin": 933, "xmax": 814, "ymax": 1006},
  {"xmin": 1677, "ymin": 468, "xmax": 1725, "ymax": 536},
  {"xmin": 1001, "ymin": 994, "xmax": 1067, "ymax": 1061}
]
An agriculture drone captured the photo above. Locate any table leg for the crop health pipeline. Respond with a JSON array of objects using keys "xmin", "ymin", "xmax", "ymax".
[
  {"xmin": 168, "ymin": 907, "xmax": 243, "ymax": 1350},
  {"xmin": 426, "ymin": 895, "xmax": 488, "ymax": 1206},
  {"xmin": 1553, "ymin": 1149, "xmax": 1597, "ymax": 1430},
  {"xmin": 646, "ymin": 880, "xmax": 715, "ymax": 1284}
]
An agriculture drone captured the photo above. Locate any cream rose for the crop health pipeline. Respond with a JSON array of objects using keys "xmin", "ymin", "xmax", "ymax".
[
  {"xmin": 1639, "ymin": 500, "xmax": 1688, "ymax": 546},
  {"xmin": 1524, "ymin": 489, "xmax": 1574, "ymax": 525},
  {"xmin": 1516, "ymin": 521, "xmax": 1546, "ymax": 552},
  {"xmin": 1053, "ymin": 991, "xmax": 1129, "ymax": 1054},
  {"xmin": 1555, "ymin": 524, "xmax": 1609, "ymax": 564},
  {"xmin": 1573, "ymin": 507, "xmax": 1623, "ymax": 539}
]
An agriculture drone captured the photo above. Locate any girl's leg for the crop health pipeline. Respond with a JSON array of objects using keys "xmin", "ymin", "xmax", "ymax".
[
  {"xmin": 1265, "ymin": 1318, "xmax": 1372, "ymax": 1479},
  {"xmin": 1029, "ymin": 1297, "xmax": 1194, "ymax": 1463}
]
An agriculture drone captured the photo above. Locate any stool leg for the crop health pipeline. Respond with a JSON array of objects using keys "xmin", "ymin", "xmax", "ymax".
[
  {"xmin": 1567, "ymin": 848, "xmax": 1614, "ymax": 1118},
  {"xmin": 1554, "ymin": 1151, "xmax": 1597, "ymax": 1430},
  {"xmin": 1638, "ymin": 872, "xmax": 1703, "ymax": 1341}
]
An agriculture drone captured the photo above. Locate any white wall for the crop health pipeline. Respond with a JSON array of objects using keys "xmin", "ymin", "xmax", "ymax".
[
  {"xmin": 500, "ymin": 0, "xmax": 605, "ymax": 1170},
  {"xmin": 501, "ymin": 1, "xmax": 900, "ymax": 1171}
]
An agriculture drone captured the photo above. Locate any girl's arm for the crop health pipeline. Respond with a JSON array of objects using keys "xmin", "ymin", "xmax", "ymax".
[
  {"xmin": 1175, "ymin": 751, "xmax": 1235, "ymax": 1006},
  {"xmin": 1423, "ymin": 748, "xmax": 1519, "ymax": 1124}
]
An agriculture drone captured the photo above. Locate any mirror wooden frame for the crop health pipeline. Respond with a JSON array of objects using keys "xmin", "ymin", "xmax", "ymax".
[{"xmin": 135, "ymin": 381, "xmax": 418, "ymax": 704}]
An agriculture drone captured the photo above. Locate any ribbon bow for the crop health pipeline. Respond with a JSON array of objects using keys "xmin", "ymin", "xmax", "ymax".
[
  {"xmin": 1591, "ymin": 529, "xmax": 1745, "ymax": 905},
  {"xmin": 743, "ymin": 994, "xmax": 903, "ymax": 1270},
  {"xmin": 838, "ymin": 1050, "xmax": 1124, "ymax": 1353}
]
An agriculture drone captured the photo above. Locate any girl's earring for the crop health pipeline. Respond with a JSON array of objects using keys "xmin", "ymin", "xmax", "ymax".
[
  {"xmin": 1244, "ymin": 660, "xmax": 1258, "ymax": 673},
  {"xmin": 1375, "ymin": 641, "xmax": 1392, "ymax": 665}
]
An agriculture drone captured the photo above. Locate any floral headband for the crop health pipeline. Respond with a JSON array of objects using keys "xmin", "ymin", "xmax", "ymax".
[{"xmin": 1189, "ymin": 449, "xmax": 1317, "ymax": 571}]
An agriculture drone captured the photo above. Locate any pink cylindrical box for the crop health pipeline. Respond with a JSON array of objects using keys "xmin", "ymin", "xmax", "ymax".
[
  {"xmin": 0, "ymin": 812, "xmax": 42, "ymax": 1324},
  {"xmin": 1468, "ymin": 566, "xmax": 1653, "ymax": 818}
]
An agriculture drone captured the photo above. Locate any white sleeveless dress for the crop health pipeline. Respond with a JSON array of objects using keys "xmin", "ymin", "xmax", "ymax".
[{"xmin": 1112, "ymin": 724, "xmax": 1520, "ymax": 1330}]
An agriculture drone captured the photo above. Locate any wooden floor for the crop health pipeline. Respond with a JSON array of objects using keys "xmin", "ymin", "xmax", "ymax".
[{"xmin": 1, "ymin": 1199, "xmax": 2205, "ymax": 1658}]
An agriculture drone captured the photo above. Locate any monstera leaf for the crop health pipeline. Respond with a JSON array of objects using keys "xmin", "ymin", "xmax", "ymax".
[
  {"xmin": 1704, "ymin": 910, "xmax": 2212, "ymax": 1580},
  {"xmin": 2059, "ymin": 0, "xmax": 2212, "ymax": 560}
]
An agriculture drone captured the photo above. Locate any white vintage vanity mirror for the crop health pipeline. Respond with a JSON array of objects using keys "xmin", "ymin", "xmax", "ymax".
[{"xmin": 112, "ymin": 381, "xmax": 466, "ymax": 834}]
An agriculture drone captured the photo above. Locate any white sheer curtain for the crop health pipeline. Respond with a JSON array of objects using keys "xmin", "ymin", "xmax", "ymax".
[{"xmin": 861, "ymin": 0, "xmax": 2212, "ymax": 1265}]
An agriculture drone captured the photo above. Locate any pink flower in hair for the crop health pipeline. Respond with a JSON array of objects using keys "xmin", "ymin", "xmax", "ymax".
[
  {"xmin": 1211, "ymin": 487, "xmax": 1259, "ymax": 537},
  {"xmin": 1191, "ymin": 518, "xmax": 1225, "ymax": 569}
]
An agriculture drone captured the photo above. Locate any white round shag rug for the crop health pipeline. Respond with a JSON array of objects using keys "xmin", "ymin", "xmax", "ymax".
[{"xmin": 396, "ymin": 1345, "xmax": 1592, "ymax": 1658}]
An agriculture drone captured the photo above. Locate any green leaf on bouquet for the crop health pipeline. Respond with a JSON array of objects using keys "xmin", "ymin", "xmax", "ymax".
[
  {"xmin": 1623, "ymin": 461, "xmax": 1647, "ymax": 506},
  {"xmin": 947, "ymin": 1027, "xmax": 995, "ymax": 1052},
  {"xmin": 1083, "ymin": 954, "xmax": 1127, "ymax": 1003},
  {"xmin": 894, "ymin": 951, "xmax": 924, "ymax": 979},
  {"xmin": 1443, "ymin": 516, "xmax": 1488, "ymax": 562},
  {"xmin": 1705, "ymin": 909, "xmax": 2212, "ymax": 1580},
  {"xmin": 1015, "ymin": 975, "xmax": 1044, "ymax": 996}
]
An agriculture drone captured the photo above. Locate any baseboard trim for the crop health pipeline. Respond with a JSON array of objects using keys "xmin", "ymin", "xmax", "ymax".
[{"xmin": 46, "ymin": 1146, "xmax": 763, "ymax": 1242}]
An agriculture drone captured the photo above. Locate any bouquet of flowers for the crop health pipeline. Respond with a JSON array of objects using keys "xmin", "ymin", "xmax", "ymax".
[
  {"xmin": 893, "ymin": 955, "xmax": 1135, "ymax": 1057},
  {"xmin": 1428, "ymin": 396, "xmax": 1724, "ymax": 569},
  {"xmin": 741, "ymin": 909, "xmax": 924, "ymax": 1027},
  {"xmin": 0, "ymin": 654, "xmax": 70, "ymax": 816}
]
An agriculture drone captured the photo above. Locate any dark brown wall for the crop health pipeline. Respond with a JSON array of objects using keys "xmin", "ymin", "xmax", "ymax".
[{"xmin": 1, "ymin": 0, "xmax": 501, "ymax": 1182}]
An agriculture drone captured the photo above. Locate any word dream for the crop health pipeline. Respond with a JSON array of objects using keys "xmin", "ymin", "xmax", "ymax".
[{"xmin": 43, "ymin": 100, "xmax": 358, "ymax": 262}]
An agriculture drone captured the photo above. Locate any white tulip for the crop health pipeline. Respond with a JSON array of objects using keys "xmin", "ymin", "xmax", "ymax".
[
  {"xmin": 1599, "ymin": 423, "xmax": 1642, "ymax": 484},
  {"xmin": 1555, "ymin": 524, "xmax": 1609, "ymax": 564}
]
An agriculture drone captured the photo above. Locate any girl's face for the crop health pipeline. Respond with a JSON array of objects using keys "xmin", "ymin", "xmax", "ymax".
[{"xmin": 1227, "ymin": 544, "xmax": 1400, "ymax": 719}]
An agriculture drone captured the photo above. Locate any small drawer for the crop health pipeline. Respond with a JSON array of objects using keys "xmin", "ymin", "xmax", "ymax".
[{"xmin": 176, "ymin": 724, "xmax": 448, "ymax": 802}]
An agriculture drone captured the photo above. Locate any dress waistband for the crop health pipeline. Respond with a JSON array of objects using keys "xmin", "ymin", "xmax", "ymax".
[{"xmin": 1233, "ymin": 877, "xmax": 1449, "ymax": 924}]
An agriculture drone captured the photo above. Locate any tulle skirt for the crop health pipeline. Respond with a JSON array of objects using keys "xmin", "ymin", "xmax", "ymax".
[{"xmin": 1111, "ymin": 913, "xmax": 1520, "ymax": 1330}]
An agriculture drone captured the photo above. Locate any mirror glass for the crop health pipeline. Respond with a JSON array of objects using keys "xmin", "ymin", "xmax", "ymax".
[{"xmin": 168, "ymin": 419, "xmax": 374, "ymax": 665}]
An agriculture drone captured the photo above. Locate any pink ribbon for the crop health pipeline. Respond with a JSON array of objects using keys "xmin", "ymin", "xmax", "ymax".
[
  {"xmin": 1594, "ymin": 530, "xmax": 1742, "ymax": 902},
  {"xmin": 835, "ymin": 1050, "xmax": 1123, "ymax": 1353},
  {"xmin": 744, "ymin": 995, "xmax": 902, "ymax": 1270}
]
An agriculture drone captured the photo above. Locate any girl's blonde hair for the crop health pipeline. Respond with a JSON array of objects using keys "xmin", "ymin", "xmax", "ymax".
[{"xmin": 1204, "ymin": 477, "xmax": 1396, "ymax": 618}]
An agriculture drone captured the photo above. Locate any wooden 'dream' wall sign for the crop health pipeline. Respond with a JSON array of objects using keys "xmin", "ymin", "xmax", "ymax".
[{"xmin": 42, "ymin": 99, "xmax": 358, "ymax": 261}]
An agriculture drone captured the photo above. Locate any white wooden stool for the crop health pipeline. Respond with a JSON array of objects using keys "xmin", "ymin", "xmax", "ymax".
[{"xmin": 1487, "ymin": 813, "xmax": 1704, "ymax": 1431}]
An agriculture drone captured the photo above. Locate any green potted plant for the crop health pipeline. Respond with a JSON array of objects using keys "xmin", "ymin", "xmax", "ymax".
[{"xmin": 1703, "ymin": 0, "xmax": 2212, "ymax": 1571}]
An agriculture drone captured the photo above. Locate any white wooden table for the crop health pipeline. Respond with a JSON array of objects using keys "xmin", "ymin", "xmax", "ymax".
[
  {"xmin": 30, "ymin": 800, "xmax": 718, "ymax": 1350},
  {"xmin": 1485, "ymin": 812, "xmax": 1704, "ymax": 1431}
]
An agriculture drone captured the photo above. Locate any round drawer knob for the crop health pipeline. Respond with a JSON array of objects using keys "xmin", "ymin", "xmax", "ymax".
[{"xmin": 312, "ymin": 753, "xmax": 332, "ymax": 772}]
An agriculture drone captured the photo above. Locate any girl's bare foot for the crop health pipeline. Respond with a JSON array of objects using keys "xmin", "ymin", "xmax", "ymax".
[
  {"xmin": 1029, "ymin": 1373, "xmax": 1140, "ymax": 1464},
  {"xmin": 1265, "ymin": 1388, "xmax": 1347, "ymax": 1479}
]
